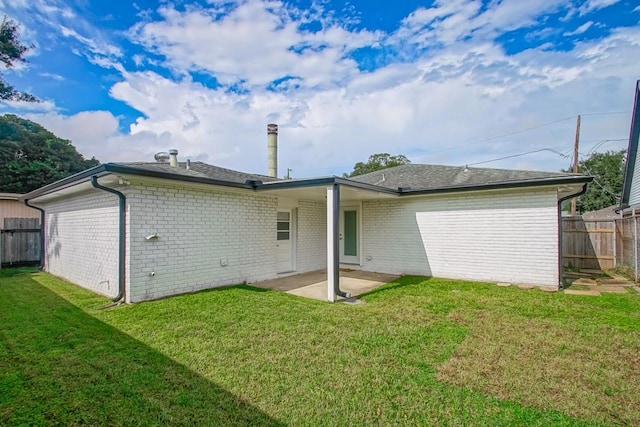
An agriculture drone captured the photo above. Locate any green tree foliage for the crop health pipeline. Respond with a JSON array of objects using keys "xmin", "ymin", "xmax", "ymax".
[
  {"xmin": 565, "ymin": 150, "xmax": 626, "ymax": 214},
  {"xmin": 0, "ymin": 114, "xmax": 99, "ymax": 193},
  {"xmin": 344, "ymin": 153, "xmax": 411, "ymax": 177},
  {"xmin": 0, "ymin": 16, "xmax": 37, "ymax": 102}
]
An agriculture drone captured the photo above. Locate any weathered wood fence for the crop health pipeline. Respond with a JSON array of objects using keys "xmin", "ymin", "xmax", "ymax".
[
  {"xmin": 614, "ymin": 216, "xmax": 640, "ymax": 278},
  {"xmin": 1, "ymin": 218, "xmax": 41, "ymax": 268},
  {"xmin": 562, "ymin": 215, "xmax": 640, "ymax": 279},
  {"xmin": 562, "ymin": 217, "xmax": 615, "ymax": 270}
]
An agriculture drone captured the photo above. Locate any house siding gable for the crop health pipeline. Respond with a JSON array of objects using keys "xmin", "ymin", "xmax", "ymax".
[{"xmin": 361, "ymin": 188, "xmax": 559, "ymax": 287}]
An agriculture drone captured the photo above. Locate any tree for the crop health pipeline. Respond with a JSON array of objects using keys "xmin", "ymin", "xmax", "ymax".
[
  {"xmin": 565, "ymin": 150, "xmax": 625, "ymax": 214},
  {"xmin": 0, "ymin": 15, "xmax": 37, "ymax": 102},
  {"xmin": 344, "ymin": 153, "xmax": 411, "ymax": 177},
  {"xmin": 0, "ymin": 114, "xmax": 99, "ymax": 193}
]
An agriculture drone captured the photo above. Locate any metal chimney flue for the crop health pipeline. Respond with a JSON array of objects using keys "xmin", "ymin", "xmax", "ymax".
[
  {"xmin": 168, "ymin": 149, "xmax": 178, "ymax": 167},
  {"xmin": 267, "ymin": 124, "xmax": 278, "ymax": 178}
]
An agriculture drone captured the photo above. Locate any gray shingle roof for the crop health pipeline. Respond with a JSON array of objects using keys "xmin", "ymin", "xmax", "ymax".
[
  {"xmin": 117, "ymin": 162, "xmax": 279, "ymax": 184},
  {"xmin": 348, "ymin": 164, "xmax": 583, "ymax": 191}
]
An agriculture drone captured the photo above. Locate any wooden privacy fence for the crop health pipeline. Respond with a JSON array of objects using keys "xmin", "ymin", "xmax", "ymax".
[
  {"xmin": 562, "ymin": 215, "xmax": 640, "ymax": 279},
  {"xmin": 562, "ymin": 217, "xmax": 615, "ymax": 270},
  {"xmin": 1, "ymin": 217, "xmax": 41, "ymax": 268},
  {"xmin": 615, "ymin": 216, "xmax": 640, "ymax": 278}
]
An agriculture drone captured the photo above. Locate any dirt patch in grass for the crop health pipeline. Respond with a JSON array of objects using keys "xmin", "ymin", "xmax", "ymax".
[{"xmin": 437, "ymin": 310, "xmax": 640, "ymax": 425}]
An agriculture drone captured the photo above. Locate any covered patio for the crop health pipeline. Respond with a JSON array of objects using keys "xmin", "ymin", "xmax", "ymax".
[
  {"xmin": 250, "ymin": 269, "xmax": 399, "ymax": 301},
  {"xmin": 258, "ymin": 179, "xmax": 398, "ymax": 302}
]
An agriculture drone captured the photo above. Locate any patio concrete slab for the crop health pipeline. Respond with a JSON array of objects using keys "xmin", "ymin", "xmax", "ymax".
[
  {"xmin": 579, "ymin": 269, "xmax": 608, "ymax": 276},
  {"xmin": 251, "ymin": 269, "xmax": 399, "ymax": 302},
  {"xmin": 564, "ymin": 289, "xmax": 601, "ymax": 296},
  {"xmin": 251, "ymin": 270, "xmax": 327, "ymax": 292},
  {"xmin": 564, "ymin": 271, "xmax": 595, "ymax": 278},
  {"xmin": 599, "ymin": 278, "xmax": 636, "ymax": 287},
  {"xmin": 593, "ymin": 285, "xmax": 628, "ymax": 294},
  {"xmin": 571, "ymin": 278, "xmax": 598, "ymax": 286}
]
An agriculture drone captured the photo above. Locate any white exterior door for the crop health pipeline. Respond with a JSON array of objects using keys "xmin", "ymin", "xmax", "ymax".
[
  {"xmin": 276, "ymin": 210, "xmax": 293, "ymax": 272},
  {"xmin": 340, "ymin": 206, "xmax": 360, "ymax": 264}
]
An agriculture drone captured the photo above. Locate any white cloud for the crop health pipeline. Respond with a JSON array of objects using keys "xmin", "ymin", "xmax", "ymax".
[
  {"xmin": 59, "ymin": 26, "xmax": 120, "ymax": 56},
  {"xmin": 130, "ymin": 1, "xmax": 380, "ymax": 87},
  {"xmin": 23, "ymin": 111, "xmax": 123, "ymax": 160},
  {"xmin": 564, "ymin": 21, "xmax": 594, "ymax": 36},
  {"xmin": 5, "ymin": 0, "xmax": 639, "ymax": 177},
  {"xmin": 579, "ymin": 0, "xmax": 622, "ymax": 16},
  {"xmin": 395, "ymin": 0, "xmax": 566, "ymax": 47},
  {"xmin": 1, "ymin": 99, "xmax": 56, "ymax": 112},
  {"xmin": 38, "ymin": 72, "xmax": 64, "ymax": 81}
]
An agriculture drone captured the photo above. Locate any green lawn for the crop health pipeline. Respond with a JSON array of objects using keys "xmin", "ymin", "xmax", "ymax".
[{"xmin": 1, "ymin": 268, "xmax": 639, "ymax": 426}]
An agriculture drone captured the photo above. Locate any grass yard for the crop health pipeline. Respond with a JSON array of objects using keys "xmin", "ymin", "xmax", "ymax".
[{"xmin": 1, "ymin": 268, "xmax": 639, "ymax": 426}]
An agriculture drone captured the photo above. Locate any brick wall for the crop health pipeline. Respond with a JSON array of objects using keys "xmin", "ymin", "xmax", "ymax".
[
  {"xmin": 296, "ymin": 200, "xmax": 326, "ymax": 272},
  {"xmin": 361, "ymin": 187, "xmax": 560, "ymax": 288},
  {"xmin": 126, "ymin": 181, "xmax": 279, "ymax": 302},
  {"xmin": 43, "ymin": 189, "xmax": 120, "ymax": 298}
]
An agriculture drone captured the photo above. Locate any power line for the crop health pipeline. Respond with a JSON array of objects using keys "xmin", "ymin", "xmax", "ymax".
[
  {"xmin": 428, "ymin": 116, "xmax": 576, "ymax": 155},
  {"xmin": 581, "ymin": 111, "xmax": 630, "ymax": 117},
  {"xmin": 466, "ymin": 137, "xmax": 626, "ymax": 169},
  {"xmin": 426, "ymin": 111, "xmax": 630, "ymax": 156},
  {"xmin": 581, "ymin": 164, "xmax": 618, "ymax": 198},
  {"xmin": 466, "ymin": 147, "xmax": 570, "ymax": 167},
  {"xmin": 585, "ymin": 138, "xmax": 628, "ymax": 156}
]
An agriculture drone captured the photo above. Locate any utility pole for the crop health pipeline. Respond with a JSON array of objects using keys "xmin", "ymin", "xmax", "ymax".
[
  {"xmin": 571, "ymin": 114, "xmax": 581, "ymax": 216},
  {"xmin": 286, "ymin": 168, "xmax": 293, "ymax": 180}
]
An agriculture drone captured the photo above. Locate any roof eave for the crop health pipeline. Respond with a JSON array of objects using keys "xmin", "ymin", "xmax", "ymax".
[
  {"xmin": 103, "ymin": 163, "xmax": 254, "ymax": 190},
  {"xmin": 22, "ymin": 163, "xmax": 256, "ymax": 201},
  {"xmin": 21, "ymin": 162, "xmax": 593, "ymax": 202},
  {"xmin": 398, "ymin": 175, "xmax": 593, "ymax": 196},
  {"xmin": 255, "ymin": 176, "xmax": 399, "ymax": 195},
  {"xmin": 21, "ymin": 164, "xmax": 109, "ymax": 201}
]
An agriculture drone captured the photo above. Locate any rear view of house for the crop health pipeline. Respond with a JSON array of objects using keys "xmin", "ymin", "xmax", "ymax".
[{"xmin": 23, "ymin": 126, "xmax": 591, "ymax": 303}]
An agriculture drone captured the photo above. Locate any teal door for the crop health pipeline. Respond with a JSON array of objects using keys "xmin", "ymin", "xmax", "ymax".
[{"xmin": 340, "ymin": 207, "xmax": 359, "ymax": 264}]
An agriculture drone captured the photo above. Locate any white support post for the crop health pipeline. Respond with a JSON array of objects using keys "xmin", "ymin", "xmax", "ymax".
[{"xmin": 326, "ymin": 184, "xmax": 338, "ymax": 302}]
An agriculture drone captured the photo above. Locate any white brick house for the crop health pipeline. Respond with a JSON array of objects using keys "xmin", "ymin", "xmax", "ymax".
[{"xmin": 23, "ymin": 158, "xmax": 591, "ymax": 303}]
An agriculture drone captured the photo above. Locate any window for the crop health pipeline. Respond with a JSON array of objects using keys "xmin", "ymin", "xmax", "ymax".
[{"xmin": 277, "ymin": 211, "xmax": 290, "ymax": 241}]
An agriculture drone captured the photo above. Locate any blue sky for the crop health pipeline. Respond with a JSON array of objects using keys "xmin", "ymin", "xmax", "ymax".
[{"xmin": 1, "ymin": 0, "xmax": 639, "ymax": 177}]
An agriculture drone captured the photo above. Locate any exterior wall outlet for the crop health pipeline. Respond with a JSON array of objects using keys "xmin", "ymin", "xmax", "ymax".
[{"xmin": 220, "ymin": 257, "xmax": 228, "ymax": 266}]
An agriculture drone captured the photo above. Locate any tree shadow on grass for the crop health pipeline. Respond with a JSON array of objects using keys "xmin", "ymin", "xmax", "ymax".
[{"xmin": 0, "ymin": 272, "xmax": 284, "ymax": 426}]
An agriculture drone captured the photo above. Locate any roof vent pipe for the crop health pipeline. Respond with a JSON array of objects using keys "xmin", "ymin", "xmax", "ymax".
[
  {"xmin": 169, "ymin": 149, "xmax": 178, "ymax": 167},
  {"xmin": 267, "ymin": 124, "xmax": 278, "ymax": 178},
  {"xmin": 154, "ymin": 152, "xmax": 170, "ymax": 163}
]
